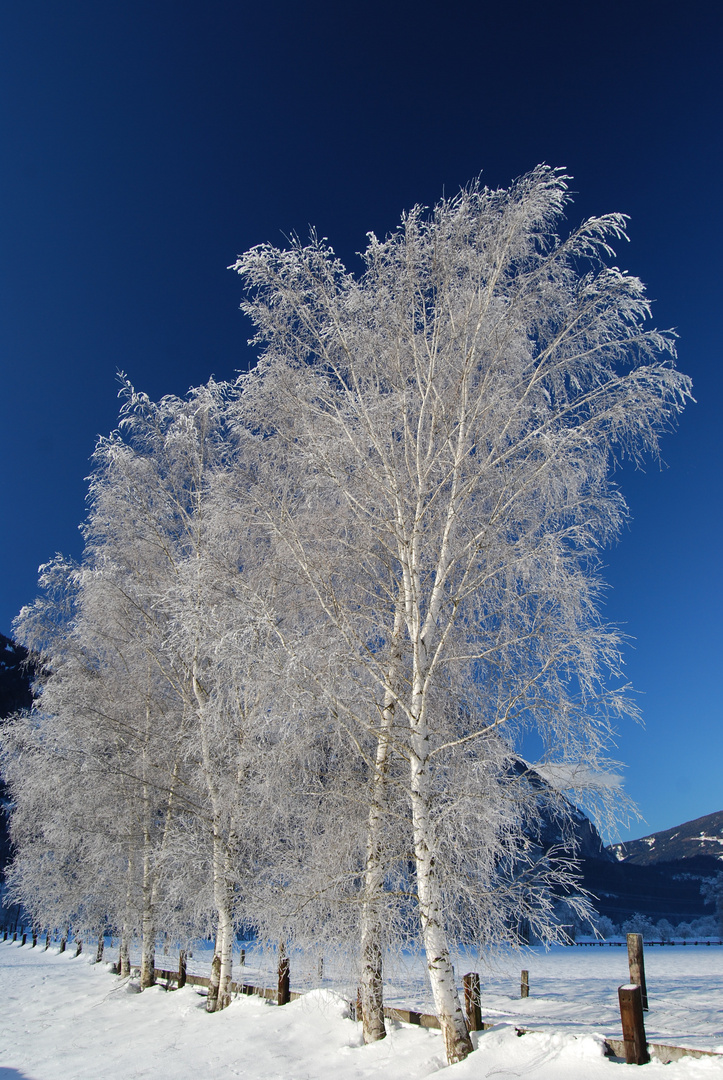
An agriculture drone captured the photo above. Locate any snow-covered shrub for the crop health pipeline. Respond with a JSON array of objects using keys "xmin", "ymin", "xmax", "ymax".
[
  {"xmin": 594, "ymin": 915, "xmax": 617, "ymax": 939},
  {"xmin": 688, "ymin": 915, "xmax": 719, "ymax": 938},
  {"xmin": 621, "ymin": 914, "xmax": 656, "ymax": 940},
  {"xmin": 656, "ymin": 919, "xmax": 674, "ymax": 942},
  {"xmin": 701, "ymin": 874, "xmax": 723, "ymax": 934}
]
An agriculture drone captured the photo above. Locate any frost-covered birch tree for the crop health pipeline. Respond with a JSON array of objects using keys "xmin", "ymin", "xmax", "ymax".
[
  {"xmin": 84, "ymin": 379, "xmax": 288, "ymax": 1008},
  {"xmin": 232, "ymin": 166, "xmax": 692, "ymax": 1063},
  {"xmin": 7, "ymin": 552, "xmax": 189, "ymax": 982},
  {"xmin": 5, "ymin": 380, "xmax": 285, "ymax": 1003}
]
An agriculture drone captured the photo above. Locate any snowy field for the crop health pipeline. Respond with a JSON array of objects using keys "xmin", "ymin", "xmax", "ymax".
[
  {"xmin": 162, "ymin": 937, "xmax": 723, "ymax": 1052},
  {"xmin": 1, "ymin": 939, "xmax": 722, "ymax": 1080}
]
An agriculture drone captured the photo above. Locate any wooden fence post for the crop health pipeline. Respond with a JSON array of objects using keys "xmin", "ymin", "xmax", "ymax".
[
  {"xmin": 178, "ymin": 950, "xmax": 187, "ymax": 988},
  {"xmin": 463, "ymin": 972, "xmax": 482, "ymax": 1031},
  {"xmin": 45, "ymin": 931, "xmax": 50, "ymax": 950},
  {"xmin": 521, "ymin": 970, "xmax": 529, "ymax": 998},
  {"xmin": 96, "ymin": 934, "xmax": 104, "ymax": 963},
  {"xmin": 618, "ymin": 984, "xmax": 650, "ymax": 1065},
  {"xmin": 59, "ymin": 936, "xmax": 66, "ymax": 953},
  {"xmin": 21, "ymin": 933, "xmax": 27, "ymax": 946},
  {"xmin": 32, "ymin": 932, "xmax": 37, "ymax": 948},
  {"xmin": 239, "ymin": 947, "xmax": 245, "ymax": 966},
  {"xmin": 627, "ymin": 933, "xmax": 648, "ymax": 1010},
  {"xmin": 75, "ymin": 938, "xmax": 82, "ymax": 957},
  {"xmin": 277, "ymin": 944, "xmax": 290, "ymax": 1006}
]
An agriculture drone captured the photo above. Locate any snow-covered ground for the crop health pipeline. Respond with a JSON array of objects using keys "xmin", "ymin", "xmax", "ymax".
[
  {"xmin": 166, "ymin": 937, "xmax": 723, "ymax": 1052},
  {"xmin": 1, "ymin": 939, "xmax": 722, "ymax": 1079}
]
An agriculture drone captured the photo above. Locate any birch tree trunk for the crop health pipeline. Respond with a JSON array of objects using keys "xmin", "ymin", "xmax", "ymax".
[
  {"xmin": 139, "ymin": 702, "xmax": 156, "ymax": 991},
  {"xmin": 193, "ymin": 660, "xmax": 234, "ymax": 1012},
  {"xmin": 217, "ymin": 845, "xmax": 236, "ymax": 1009},
  {"xmin": 359, "ymin": 747, "xmax": 389, "ymax": 1043},
  {"xmin": 206, "ymin": 925, "xmax": 222, "ymax": 1012},
  {"xmin": 409, "ymin": 729, "xmax": 472, "ymax": 1063},
  {"xmin": 139, "ymin": 841, "xmax": 155, "ymax": 989},
  {"xmin": 120, "ymin": 931, "xmax": 131, "ymax": 977},
  {"xmin": 121, "ymin": 852, "xmax": 133, "ymax": 977},
  {"xmin": 206, "ymin": 877, "xmax": 234, "ymax": 1011},
  {"xmin": 142, "ymin": 756, "xmax": 181, "ymax": 990},
  {"xmin": 359, "ymin": 608, "xmax": 403, "ymax": 1043}
]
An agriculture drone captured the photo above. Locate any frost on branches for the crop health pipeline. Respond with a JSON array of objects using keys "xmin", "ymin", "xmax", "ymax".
[{"xmin": 2, "ymin": 167, "xmax": 691, "ymax": 1066}]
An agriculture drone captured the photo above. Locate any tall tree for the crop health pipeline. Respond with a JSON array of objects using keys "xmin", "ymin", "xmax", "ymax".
[
  {"xmin": 233, "ymin": 166, "xmax": 691, "ymax": 1062},
  {"xmin": 86, "ymin": 379, "xmax": 283, "ymax": 1007}
]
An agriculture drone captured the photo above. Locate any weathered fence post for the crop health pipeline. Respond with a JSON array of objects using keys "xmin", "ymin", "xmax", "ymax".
[
  {"xmin": 618, "ymin": 984, "xmax": 650, "ymax": 1065},
  {"xmin": 75, "ymin": 938, "xmax": 82, "ymax": 957},
  {"xmin": 627, "ymin": 933, "xmax": 648, "ymax": 1010},
  {"xmin": 239, "ymin": 947, "xmax": 245, "ymax": 966},
  {"xmin": 178, "ymin": 950, "xmax": 187, "ymax": 988},
  {"xmin": 59, "ymin": 936, "xmax": 66, "ymax": 953},
  {"xmin": 96, "ymin": 934, "xmax": 104, "ymax": 963},
  {"xmin": 32, "ymin": 931, "xmax": 37, "ymax": 948},
  {"xmin": 45, "ymin": 931, "xmax": 50, "ymax": 950},
  {"xmin": 463, "ymin": 972, "xmax": 482, "ymax": 1032},
  {"xmin": 277, "ymin": 943, "xmax": 290, "ymax": 1006},
  {"xmin": 21, "ymin": 933, "xmax": 27, "ymax": 946},
  {"xmin": 521, "ymin": 970, "xmax": 529, "ymax": 998}
]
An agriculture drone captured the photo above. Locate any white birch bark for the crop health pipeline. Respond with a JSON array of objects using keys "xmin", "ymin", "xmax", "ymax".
[
  {"xmin": 359, "ymin": 606, "xmax": 404, "ymax": 1042},
  {"xmin": 193, "ymin": 659, "xmax": 235, "ymax": 1012},
  {"xmin": 120, "ymin": 853, "xmax": 133, "ymax": 977},
  {"xmin": 409, "ymin": 730, "xmax": 472, "ymax": 1062},
  {"xmin": 119, "ymin": 931, "xmax": 131, "ymax": 977},
  {"xmin": 139, "ymin": 841, "xmax": 155, "ymax": 989}
]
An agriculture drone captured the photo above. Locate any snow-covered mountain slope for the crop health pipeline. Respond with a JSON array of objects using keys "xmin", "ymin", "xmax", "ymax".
[{"xmin": 609, "ymin": 811, "xmax": 723, "ymax": 867}]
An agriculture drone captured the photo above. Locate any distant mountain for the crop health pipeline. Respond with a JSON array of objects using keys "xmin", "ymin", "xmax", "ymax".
[
  {"xmin": 496, "ymin": 768, "xmax": 718, "ymax": 927},
  {"xmin": 0, "ymin": 633, "xmax": 33, "ymax": 718},
  {"xmin": 0, "ymin": 634, "xmax": 36, "ymax": 880},
  {"xmin": 608, "ymin": 811, "xmax": 723, "ymax": 867},
  {"xmin": 579, "ymin": 856, "xmax": 717, "ymax": 926},
  {"xmin": 570, "ymin": 811, "xmax": 723, "ymax": 928}
]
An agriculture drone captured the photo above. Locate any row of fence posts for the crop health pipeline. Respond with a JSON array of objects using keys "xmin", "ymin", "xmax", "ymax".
[
  {"xmin": 2, "ymin": 925, "xmax": 85, "ymax": 957},
  {"xmin": 466, "ymin": 934, "xmax": 649, "ymax": 1066},
  {"xmin": 0, "ymin": 924, "xmax": 658, "ymax": 1064},
  {"xmin": 460, "ymin": 935, "xmax": 650, "ymax": 1066},
  {"xmin": 434, "ymin": 936, "xmax": 651, "ymax": 1067}
]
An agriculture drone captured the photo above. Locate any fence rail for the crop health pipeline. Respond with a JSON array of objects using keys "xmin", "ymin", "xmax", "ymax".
[
  {"xmin": 147, "ymin": 962, "xmax": 723, "ymax": 1064},
  {"xmin": 573, "ymin": 939, "xmax": 723, "ymax": 947}
]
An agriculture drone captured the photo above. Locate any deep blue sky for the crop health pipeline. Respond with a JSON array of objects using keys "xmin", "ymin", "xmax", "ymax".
[{"xmin": 1, "ymin": 0, "xmax": 721, "ymax": 841}]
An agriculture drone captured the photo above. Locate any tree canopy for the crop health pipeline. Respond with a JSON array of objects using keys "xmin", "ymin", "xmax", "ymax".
[{"xmin": 1, "ymin": 167, "xmax": 691, "ymax": 1064}]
